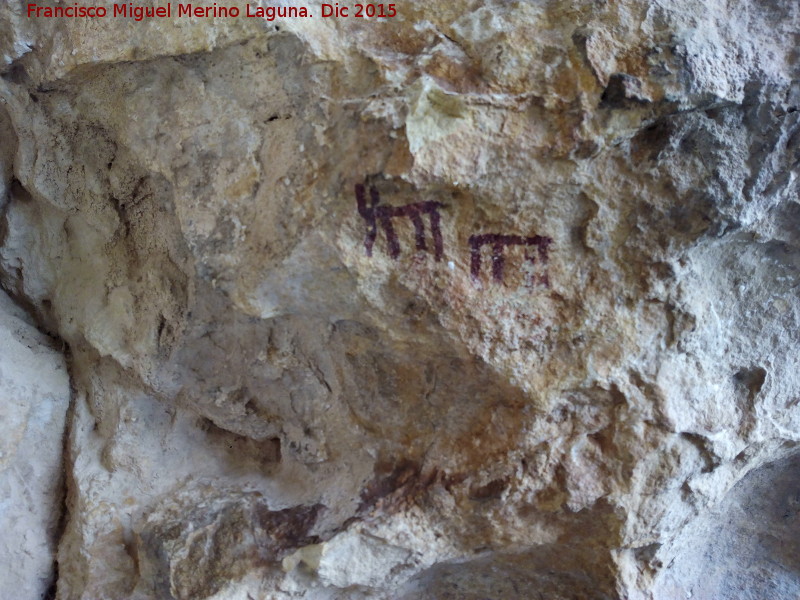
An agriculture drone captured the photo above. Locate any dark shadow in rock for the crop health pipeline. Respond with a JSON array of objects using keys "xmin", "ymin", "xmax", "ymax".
[
  {"xmin": 397, "ymin": 545, "xmax": 616, "ymax": 600},
  {"xmin": 654, "ymin": 451, "xmax": 800, "ymax": 600},
  {"xmin": 600, "ymin": 73, "xmax": 650, "ymax": 108}
]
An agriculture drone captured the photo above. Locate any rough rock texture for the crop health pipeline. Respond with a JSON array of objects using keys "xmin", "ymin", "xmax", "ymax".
[
  {"xmin": 1, "ymin": 1, "xmax": 800, "ymax": 598},
  {"xmin": 654, "ymin": 451, "xmax": 800, "ymax": 600},
  {"xmin": 0, "ymin": 290, "xmax": 70, "ymax": 599}
]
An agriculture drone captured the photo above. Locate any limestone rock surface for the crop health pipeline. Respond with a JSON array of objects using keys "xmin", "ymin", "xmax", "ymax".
[
  {"xmin": 0, "ymin": 290, "xmax": 70, "ymax": 600},
  {"xmin": 1, "ymin": 1, "xmax": 800, "ymax": 598}
]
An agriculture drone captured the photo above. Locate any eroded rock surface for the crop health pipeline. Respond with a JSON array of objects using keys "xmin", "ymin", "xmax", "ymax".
[
  {"xmin": 654, "ymin": 451, "xmax": 800, "ymax": 600},
  {"xmin": 0, "ymin": 291, "xmax": 70, "ymax": 600},
  {"xmin": 1, "ymin": 1, "xmax": 799, "ymax": 598}
]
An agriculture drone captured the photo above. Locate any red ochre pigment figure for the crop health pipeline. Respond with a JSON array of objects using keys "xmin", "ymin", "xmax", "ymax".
[
  {"xmin": 355, "ymin": 184, "xmax": 552, "ymax": 285},
  {"xmin": 469, "ymin": 233, "xmax": 553, "ymax": 285},
  {"xmin": 355, "ymin": 183, "xmax": 445, "ymax": 261},
  {"xmin": 355, "ymin": 183, "xmax": 379, "ymax": 257}
]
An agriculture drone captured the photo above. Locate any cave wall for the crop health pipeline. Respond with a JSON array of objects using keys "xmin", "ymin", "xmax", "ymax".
[
  {"xmin": 1, "ymin": 1, "xmax": 799, "ymax": 598},
  {"xmin": 0, "ymin": 289, "xmax": 69, "ymax": 599}
]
